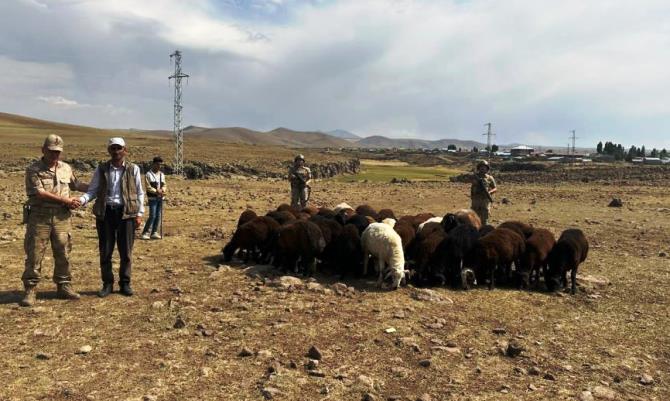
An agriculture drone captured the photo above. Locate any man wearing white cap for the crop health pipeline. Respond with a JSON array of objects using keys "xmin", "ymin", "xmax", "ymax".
[
  {"xmin": 20, "ymin": 134, "xmax": 88, "ymax": 307},
  {"xmin": 79, "ymin": 137, "xmax": 145, "ymax": 297}
]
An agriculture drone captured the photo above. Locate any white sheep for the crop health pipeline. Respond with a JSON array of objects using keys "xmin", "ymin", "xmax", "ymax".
[
  {"xmin": 417, "ymin": 216, "xmax": 443, "ymax": 232},
  {"xmin": 361, "ymin": 222, "xmax": 405, "ymax": 289}
]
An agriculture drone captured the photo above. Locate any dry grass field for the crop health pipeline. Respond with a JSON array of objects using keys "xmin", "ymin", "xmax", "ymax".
[{"xmin": 0, "ymin": 151, "xmax": 669, "ymax": 401}]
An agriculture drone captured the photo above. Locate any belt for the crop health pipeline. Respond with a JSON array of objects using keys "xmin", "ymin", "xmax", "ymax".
[{"xmin": 106, "ymin": 204, "xmax": 124, "ymax": 210}]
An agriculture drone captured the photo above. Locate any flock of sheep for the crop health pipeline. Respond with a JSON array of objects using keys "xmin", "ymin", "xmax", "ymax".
[{"xmin": 222, "ymin": 203, "xmax": 589, "ymax": 294}]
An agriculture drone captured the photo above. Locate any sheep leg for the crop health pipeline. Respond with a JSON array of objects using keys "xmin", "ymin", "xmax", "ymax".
[
  {"xmin": 376, "ymin": 259, "xmax": 385, "ymax": 287},
  {"xmin": 362, "ymin": 247, "xmax": 369, "ymax": 276},
  {"xmin": 570, "ymin": 266, "xmax": 578, "ymax": 295},
  {"xmin": 488, "ymin": 265, "xmax": 495, "ymax": 290}
]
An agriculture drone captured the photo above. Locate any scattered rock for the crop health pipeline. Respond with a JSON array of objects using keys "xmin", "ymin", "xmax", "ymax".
[
  {"xmin": 307, "ymin": 370, "xmax": 326, "ymax": 377},
  {"xmin": 501, "ymin": 197, "xmax": 510, "ymax": 204},
  {"xmin": 142, "ymin": 396, "xmax": 158, "ymax": 401},
  {"xmin": 608, "ymin": 198, "xmax": 623, "ymax": 207},
  {"xmin": 257, "ymin": 349, "xmax": 272, "ymax": 359},
  {"xmin": 639, "ymin": 373, "xmax": 654, "ymax": 385},
  {"xmin": 35, "ymin": 352, "xmax": 51, "ymax": 360},
  {"xmin": 288, "ymin": 360, "xmax": 298, "ymax": 369},
  {"xmin": 579, "ymin": 391, "xmax": 594, "ymax": 401},
  {"xmin": 528, "ymin": 384, "xmax": 538, "ymax": 391},
  {"xmin": 238, "ymin": 347, "xmax": 253, "ymax": 357},
  {"xmin": 271, "ymin": 275, "xmax": 304, "ymax": 290},
  {"xmin": 385, "ymin": 327, "xmax": 397, "ymax": 334},
  {"xmin": 261, "ymin": 386, "xmax": 281, "ymax": 400},
  {"xmin": 659, "ymin": 251, "xmax": 667, "ymax": 257},
  {"xmin": 411, "ymin": 288, "xmax": 452, "ymax": 303},
  {"xmin": 577, "ymin": 274, "xmax": 611, "ymax": 288},
  {"xmin": 418, "ymin": 359, "xmax": 431, "ymax": 368},
  {"xmin": 200, "ymin": 367, "xmax": 212, "ymax": 377},
  {"xmin": 417, "ymin": 394, "xmax": 432, "ymax": 401},
  {"xmin": 528, "ymin": 366, "xmax": 541, "ymax": 376},
  {"xmin": 151, "ymin": 301, "xmax": 164, "ymax": 309},
  {"xmin": 356, "ymin": 375, "xmax": 375, "ymax": 391},
  {"xmin": 307, "ymin": 345, "xmax": 323, "ymax": 360},
  {"xmin": 362, "ymin": 393, "xmax": 376, "ymax": 401},
  {"xmin": 505, "ymin": 341, "xmax": 524, "ymax": 358},
  {"xmin": 77, "ymin": 345, "xmax": 93, "ymax": 355},
  {"xmin": 592, "ymin": 385, "xmax": 617, "ymax": 400},
  {"xmin": 306, "ymin": 359, "xmax": 319, "ymax": 370},
  {"xmin": 543, "ymin": 372, "xmax": 556, "ymax": 381},
  {"xmin": 173, "ymin": 316, "xmax": 186, "ymax": 329},
  {"xmin": 492, "ymin": 327, "xmax": 506, "ymax": 335}
]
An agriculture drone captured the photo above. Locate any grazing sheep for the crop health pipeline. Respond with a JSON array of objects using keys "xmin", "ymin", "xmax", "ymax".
[
  {"xmin": 406, "ymin": 222, "xmax": 444, "ymax": 261},
  {"xmin": 479, "ymin": 224, "xmax": 496, "ymax": 236},
  {"xmin": 222, "ymin": 216, "xmax": 280, "ymax": 263},
  {"xmin": 296, "ymin": 212, "xmax": 312, "ymax": 220},
  {"xmin": 333, "ymin": 202, "xmax": 354, "ymax": 214},
  {"xmin": 393, "ymin": 221, "xmax": 416, "ymax": 252},
  {"xmin": 399, "ymin": 212, "xmax": 436, "ymax": 231},
  {"xmin": 274, "ymin": 220, "xmax": 326, "ymax": 276},
  {"xmin": 364, "ymin": 215, "xmax": 376, "ymax": 224},
  {"xmin": 441, "ymin": 209, "xmax": 481, "ymax": 232},
  {"xmin": 434, "ymin": 224, "xmax": 481, "ymax": 289},
  {"xmin": 266, "ymin": 210, "xmax": 296, "ymax": 226},
  {"xmin": 455, "ymin": 209, "xmax": 482, "ymax": 230},
  {"xmin": 418, "ymin": 216, "xmax": 443, "ymax": 232},
  {"xmin": 301, "ymin": 206, "xmax": 319, "ymax": 216},
  {"xmin": 237, "ymin": 209, "xmax": 258, "ymax": 228},
  {"xmin": 356, "ymin": 204, "xmax": 379, "ymax": 221},
  {"xmin": 330, "ymin": 224, "xmax": 363, "ymax": 278},
  {"xmin": 361, "ymin": 222, "xmax": 406, "ymax": 289},
  {"xmin": 498, "ymin": 221, "xmax": 535, "ymax": 239},
  {"xmin": 413, "ymin": 229, "xmax": 448, "ymax": 286},
  {"xmin": 309, "ymin": 215, "xmax": 343, "ymax": 246},
  {"xmin": 277, "ymin": 203, "xmax": 301, "ymax": 217},
  {"xmin": 546, "ymin": 229, "xmax": 589, "ymax": 294},
  {"xmin": 343, "ymin": 214, "xmax": 371, "ymax": 235},
  {"xmin": 381, "ymin": 218, "xmax": 396, "ymax": 227},
  {"xmin": 377, "ymin": 208, "xmax": 397, "ymax": 222},
  {"xmin": 470, "ymin": 227, "xmax": 526, "ymax": 290},
  {"xmin": 518, "ymin": 228, "xmax": 556, "ymax": 290},
  {"xmin": 317, "ymin": 207, "xmax": 337, "ymax": 219}
]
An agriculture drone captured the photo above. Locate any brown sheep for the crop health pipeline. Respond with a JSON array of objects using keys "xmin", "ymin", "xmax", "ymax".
[
  {"xmin": 399, "ymin": 213, "xmax": 436, "ymax": 231},
  {"xmin": 265, "ymin": 210, "xmax": 296, "ymax": 226},
  {"xmin": 237, "ymin": 209, "xmax": 257, "ymax": 228},
  {"xmin": 355, "ymin": 204, "xmax": 379, "ymax": 221},
  {"xmin": 273, "ymin": 220, "xmax": 326, "ymax": 276},
  {"xmin": 518, "ymin": 228, "xmax": 556, "ymax": 290},
  {"xmin": 301, "ymin": 206, "xmax": 319, "ymax": 216},
  {"xmin": 413, "ymin": 230, "xmax": 448, "ymax": 286},
  {"xmin": 317, "ymin": 207, "xmax": 337, "ymax": 219},
  {"xmin": 329, "ymin": 224, "xmax": 363, "ymax": 278},
  {"xmin": 454, "ymin": 209, "xmax": 482, "ymax": 230},
  {"xmin": 277, "ymin": 203, "xmax": 301, "ymax": 217},
  {"xmin": 546, "ymin": 229, "xmax": 589, "ymax": 294},
  {"xmin": 393, "ymin": 221, "xmax": 416, "ymax": 252},
  {"xmin": 377, "ymin": 208, "xmax": 397, "ymax": 222},
  {"xmin": 498, "ymin": 221, "xmax": 534, "ymax": 239},
  {"xmin": 222, "ymin": 216, "xmax": 280, "ymax": 263},
  {"xmin": 470, "ymin": 227, "xmax": 526, "ymax": 290}
]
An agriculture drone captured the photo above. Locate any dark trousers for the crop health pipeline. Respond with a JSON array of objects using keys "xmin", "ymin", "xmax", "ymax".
[{"xmin": 96, "ymin": 206, "xmax": 135, "ymax": 284}]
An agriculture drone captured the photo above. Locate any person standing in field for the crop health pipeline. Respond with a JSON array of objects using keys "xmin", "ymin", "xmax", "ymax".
[
  {"xmin": 289, "ymin": 154, "xmax": 311, "ymax": 208},
  {"xmin": 20, "ymin": 134, "xmax": 88, "ymax": 307},
  {"xmin": 141, "ymin": 156, "xmax": 166, "ymax": 240},
  {"xmin": 470, "ymin": 160, "xmax": 497, "ymax": 225},
  {"xmin": 79, "ymin": 137, "xmax": 145, "ymax": 297}
]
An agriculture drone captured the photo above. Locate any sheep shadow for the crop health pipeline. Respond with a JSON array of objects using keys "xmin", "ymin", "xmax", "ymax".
[{"xmin": 0, "ymin": 290, "xmax": 22, "ymax": 305}]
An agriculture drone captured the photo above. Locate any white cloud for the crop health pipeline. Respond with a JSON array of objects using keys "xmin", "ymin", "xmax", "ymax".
[
  {"xmin": 1, "ymin": 0, "xmax": 669, "ymax": 146},
  {"xmin": 38, "ymin": 95, "xmax": 80, "ymax": 107}
]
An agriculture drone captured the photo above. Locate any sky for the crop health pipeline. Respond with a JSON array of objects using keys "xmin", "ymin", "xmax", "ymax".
[{"xmin": 1, "ymin": 0, "xmax": 669, "ymax": 148}]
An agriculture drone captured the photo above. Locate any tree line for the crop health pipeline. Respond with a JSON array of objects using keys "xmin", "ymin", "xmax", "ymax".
[{"xmin": 596, "ymin": 141, "xmax": 668, "ymax": 161}]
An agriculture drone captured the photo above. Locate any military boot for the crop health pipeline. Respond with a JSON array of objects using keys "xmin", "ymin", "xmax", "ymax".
[
  {"xmin": 19, "ymin": 285, "xmax": 37, "ymax": 307},
  {"xmin": 56, "ymin": 283, "xmax": 81, "ymax": 300}
]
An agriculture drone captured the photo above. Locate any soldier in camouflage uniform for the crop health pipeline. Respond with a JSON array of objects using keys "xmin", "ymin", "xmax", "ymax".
[
  {"xmin": 470, "ymin": 160, "xmax": 497, "ymax": 226},
  {"xmin": 20, "ymin": 134, "xmax": 88, "ymax": 307},
  {"xmin": 289, "ymin": 154, "xmax": 311, "ymax": 208}
]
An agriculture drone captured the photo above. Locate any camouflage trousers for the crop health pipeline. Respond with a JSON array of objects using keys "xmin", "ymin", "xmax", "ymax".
[
  {"xmin": 291, "ymin": 185, "xmax": 309, "ymax": 208},
  {"xmin": 471, "ymin": 199, "xmax": 492, "ymax": 226},
  {"xmin": 22, "ymin": 207, "xmax": 73, "ymax": 286}
]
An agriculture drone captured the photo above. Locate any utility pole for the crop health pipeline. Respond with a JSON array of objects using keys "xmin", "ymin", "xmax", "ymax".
[
  {"xmin": 169, "ymin": 50, "xmax": 189, "ymax": 176},
  {"xmin": 483, "ymin": 122, "xmax": 495, "ymax": 159},
  {"xmin": 569, "ymin": 129, "xmax": 577, "ymax": 156}
]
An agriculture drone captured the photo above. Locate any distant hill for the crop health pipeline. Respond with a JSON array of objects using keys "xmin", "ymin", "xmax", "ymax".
[
  {"xmin": 326, "ymin": 129, "xmax": 361, "ymax": 140},
  {"xmin": 357, "ymin": 135, "xmax": 486, "ymax": 150}
]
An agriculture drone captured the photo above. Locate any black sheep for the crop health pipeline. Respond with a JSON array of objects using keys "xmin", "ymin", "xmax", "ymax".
[
  {"xmin": 344, "ymin": 214, "xmax": 371, "ymax": 235},
  {"xmin": 355, "ymin": 204, "xmax": 379, "ymax": 221},
  {"xmin": 317, "ymin": 207, "xmax": 337, "ymax": 219},
  {"xmin": 413, "ymin": 230, "xmax": 448, "ymax": 286},
  {"xmin": 237, "ymin": 209, "xmax": 257, "ymax": 228},
  {"xmin": 266, "ymin": 210, "xmax": 296, "ymax": 226},
  {"xmin": 479, "ymin": 224, "xmax": 496, "ymax": 236},
  {"xmin": 434, "ymin": 224, "xmax": 481, "ymax": 289},
  {"xmin": 222, "ymin": 216, "xmax": 280, "ymax": 263},
  {"xmin": 546, "ymin": 229, "xmax": 588, "ymax": 294},
  {"xmin": 498, "ymin": 221, "xmax": 535, "ymax": 239},
  {"xmin": 518, "ymin": 228, "xmax": 556, "ymax": 290},
  {"xmin": 273, "ymin": 220, "xmax": 326, "ymax": 276},
  {"xmin": 329, "ymin": 224, "xmax": 363, "ymax": 278},
  {"xmin": 469, "ymin": 227, "xmax": 526, "ymax": 290},
  {"xmin": 377, "ymin": 208, "xmax": 397, "ymax": 222}
]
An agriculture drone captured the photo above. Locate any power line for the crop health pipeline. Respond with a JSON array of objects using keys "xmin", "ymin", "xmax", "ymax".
[
  {"xmin": 483, "ymin": 122, "xmax": 495, "ymax": 158},
  {"xmin": 169, "ymin": 50, "xmax": 189, "ymax": 176}
]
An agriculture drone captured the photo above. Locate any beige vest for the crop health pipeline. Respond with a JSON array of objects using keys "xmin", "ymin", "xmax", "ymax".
[{"xmin": 92, "ymin": 160, "xmax": 141, "ymax": 220}]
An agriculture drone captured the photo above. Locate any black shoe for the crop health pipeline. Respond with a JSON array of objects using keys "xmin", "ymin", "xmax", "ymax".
[
  {"xmin": 119, "ymin": 283, "xmax": 134, "ymax": 296},
  {"xmin": 98, "ymin": 283, "xmax": 113, "ymax": 298}
]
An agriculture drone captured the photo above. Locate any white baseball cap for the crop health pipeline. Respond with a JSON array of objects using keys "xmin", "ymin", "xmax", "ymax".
[{"xmin": 108, "ymin": 137, "xmax": 126, "ymax": 148}]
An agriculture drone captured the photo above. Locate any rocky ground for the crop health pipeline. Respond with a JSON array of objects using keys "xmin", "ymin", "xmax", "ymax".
[{"xmin": 0, "ymin": 169, "xmax": 668, "ymax": 401}]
